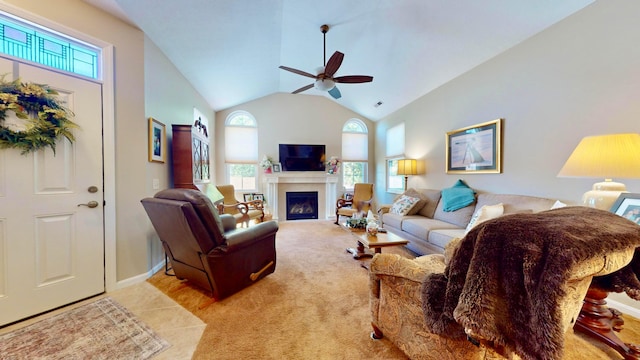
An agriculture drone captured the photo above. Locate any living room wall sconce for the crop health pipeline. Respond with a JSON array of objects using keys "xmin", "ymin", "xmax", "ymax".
[
  {"xmin": 558, "ymin": 133, "xmax": 640, "ymax": 210},
  {"xmin": 397, "ymin": 159, "xmax": 418, "ymax": 190}
]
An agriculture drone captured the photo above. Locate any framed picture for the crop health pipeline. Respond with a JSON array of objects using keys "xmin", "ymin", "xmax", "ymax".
[
  {"xmin": 272, "ymin": 163, "xmax": 282, "ymax": 172},
  {"xmin": 148, "ymin": 117, "xmax": 166, "ymax": 163},
  {"xmin": 446, "ymin": 118, "xmax": 502, "ymax": 174},
  {"xmin": 610, "ymin": 193, "xmax": 640, "ymax": 224},
  {"xmin": 253, "ymin": 193, "xmax": 265, "ymax": 202},
  {"xmin": 243, "ymin": 193, "xmax": 254, "ymax": 202}
]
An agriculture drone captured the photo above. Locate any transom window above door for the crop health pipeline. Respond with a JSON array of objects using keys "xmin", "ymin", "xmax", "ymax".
[{"xmin": 0, "ymin": 12, "xmax": 100, "ymax": 79}]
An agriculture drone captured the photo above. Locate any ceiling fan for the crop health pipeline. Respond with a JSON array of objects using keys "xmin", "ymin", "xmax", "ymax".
[{"xmin": 279, "ymin": 24, "xmax": 373, "ymax": 99}]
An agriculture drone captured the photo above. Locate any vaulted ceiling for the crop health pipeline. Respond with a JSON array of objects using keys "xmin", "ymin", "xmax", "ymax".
[{"xmin": 83, "ymin": 0, "xmax": 594, "ymax": 121}]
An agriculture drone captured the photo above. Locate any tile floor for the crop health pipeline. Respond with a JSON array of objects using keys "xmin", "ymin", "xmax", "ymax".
[{"xmin": 0, "ymin": 281, "xmax": 205, "ymax": 359}]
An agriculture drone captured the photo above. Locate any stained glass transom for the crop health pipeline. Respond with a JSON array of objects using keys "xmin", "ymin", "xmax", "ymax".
[{"xmin": 0, "ymin": 13, "xmax": 100, "ymax": 79}]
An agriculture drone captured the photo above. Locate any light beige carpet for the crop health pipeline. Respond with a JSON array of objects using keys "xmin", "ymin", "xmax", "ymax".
[
  {"xmin": 0, "ymin": 297, "xmax": 170, "ymax": 360},
  {"xmin": 148, "ymin": 220, "xmax": 640, "ymax": 360}
]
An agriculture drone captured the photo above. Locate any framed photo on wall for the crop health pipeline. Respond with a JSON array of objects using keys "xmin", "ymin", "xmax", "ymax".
[
  {"xmin": 148, "ymin": 117, "xmax": 166, "ymax": 163},
  {"xmin": 446, "ymin": 118, "xmax": 502, "ymax": 174},
  {"xmin": 610, "ymin": 193, "xmax": 640, "ymax": 224}
]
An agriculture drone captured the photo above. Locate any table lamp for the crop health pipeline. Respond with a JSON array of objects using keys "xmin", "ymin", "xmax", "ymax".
[
  {"xmin": 397, "ymin": 159, "xmax": 418, "ymax": 190},
  {"xmin": 558, "ymin": 133, "xmax": 640, "ymax": 210}
]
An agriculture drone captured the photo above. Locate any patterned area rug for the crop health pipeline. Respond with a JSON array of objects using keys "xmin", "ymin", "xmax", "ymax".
[{"xmin": 0, "ymin": 297, "xmax": 170, "ymax": 360}]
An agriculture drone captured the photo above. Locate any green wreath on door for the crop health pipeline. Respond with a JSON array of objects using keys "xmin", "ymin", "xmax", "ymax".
[{"xmin": 0, "ymin": 76, "xmax": 77, "ymax": 154}]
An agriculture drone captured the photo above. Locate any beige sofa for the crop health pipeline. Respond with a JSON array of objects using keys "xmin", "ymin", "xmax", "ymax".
[{"xmin": 379, "ymin": 189, "xmax": 557, "ymax": 255}]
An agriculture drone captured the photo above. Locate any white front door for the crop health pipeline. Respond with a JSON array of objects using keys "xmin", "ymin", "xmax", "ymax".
[{"xmin": 0, "ymin": 58, "xmax": 104, "ymax": 326}]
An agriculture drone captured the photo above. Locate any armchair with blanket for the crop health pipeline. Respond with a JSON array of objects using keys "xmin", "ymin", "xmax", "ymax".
[{"xmin": 370, "ymin": 206, "xmax": 640, "ymax": 360}]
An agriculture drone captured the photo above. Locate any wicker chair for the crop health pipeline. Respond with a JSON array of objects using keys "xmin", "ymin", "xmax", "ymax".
[
  {"xmin": 335, "ymin": 183, "xmax": 374, "ymax": 224},
  {"xmin": 215, "ymin": 184, "xmax": 264, "ymax": 227}
]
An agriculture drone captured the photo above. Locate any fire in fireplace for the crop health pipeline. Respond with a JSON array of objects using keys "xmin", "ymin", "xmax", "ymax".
[{"xmin": 286, "ymin": 191, "xmax": 318, "ymax": 220}]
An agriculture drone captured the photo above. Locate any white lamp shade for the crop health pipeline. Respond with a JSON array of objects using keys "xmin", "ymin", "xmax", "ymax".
[
  {"xmin": 558, "ymin": 133, "xmax": 640, "ymax": 179},
  {"xmin": 558, "ymin": 133, "xmax": 640, "ymax": 209}
]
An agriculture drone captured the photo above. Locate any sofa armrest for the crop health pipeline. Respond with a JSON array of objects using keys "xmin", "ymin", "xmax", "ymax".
[
  {"xmin": 370, "ymin": 253, "xmax": 446, "ymax": 282},
  {"xmin": 572, "ymin": 247, "xmax": 635, "ymax": 279},
  {"xmin": 221, "ymin": 221, "xmax": 279, "ymax": 252},
  {"xmin": 378, "ymin": 204, "xmax": 392, "ymax": 216}
]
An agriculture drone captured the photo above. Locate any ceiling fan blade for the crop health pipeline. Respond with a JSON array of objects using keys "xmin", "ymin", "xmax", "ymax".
[
  {"xmin": 324, "ymin": 51, "xmax": 344, "ymax": 78},
  {"xmin": 279, "ymin": 66, "xmax": 317, "ymax": 79},
  {"xmin": 334, "ymin": 75, "xmax": 374, "ymax": 83},
  {"xmin": 292, "ymin": 83, "xmax": 314, "ymax": 94},
  {"xmin": 328, "ymin": 86, "xmax": 341, "ymax": 99}
]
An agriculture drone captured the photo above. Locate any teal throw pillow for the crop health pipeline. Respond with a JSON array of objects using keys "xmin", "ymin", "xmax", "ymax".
[{"xmin": 441, "ymin": 179, "xmax": 475, "ymax": 212}]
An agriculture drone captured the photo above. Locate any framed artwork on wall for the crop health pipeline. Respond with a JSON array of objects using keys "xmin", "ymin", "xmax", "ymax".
[
  {"xmin": 446, "ymin": 118, "xmax": 502, "ymax": 174},
  {"xmin": 148, "ymin": 117, "xmax": 166, "ymax": 163},
  {"xmin": 610, "ymin": 193, "xmax": 640, "ymax": 224}
]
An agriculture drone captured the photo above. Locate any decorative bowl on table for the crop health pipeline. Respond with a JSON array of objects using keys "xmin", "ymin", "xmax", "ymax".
[{"xmin": 346, "ymin": 218, "xmax": 368, "ymax": 230}]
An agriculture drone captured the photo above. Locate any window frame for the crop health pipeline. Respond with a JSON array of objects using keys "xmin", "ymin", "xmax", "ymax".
[
  {"xmin": 341, "ymin": 161, "xmax": 368, "ymax": 190},
  {"xmin": 342, "ymin": 118, "xmax": 368, "ymax": 189},
  {"xmin": 224, "ymin": 111, "xmax": 259, "ymax": 191},
  {"xmin": 386, "ymin": 156, "xmax": 405, "ymax": 194}
]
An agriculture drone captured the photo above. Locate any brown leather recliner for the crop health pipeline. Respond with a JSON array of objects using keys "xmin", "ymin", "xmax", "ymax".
[{"xmin": 141, "ymin": 188, "xmax": 278, "ymax": 300}]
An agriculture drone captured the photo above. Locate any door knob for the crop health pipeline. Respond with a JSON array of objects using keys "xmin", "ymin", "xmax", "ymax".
[{"xmin": 78, "ymin": 201, "xmax": 99, "ymax": 208}]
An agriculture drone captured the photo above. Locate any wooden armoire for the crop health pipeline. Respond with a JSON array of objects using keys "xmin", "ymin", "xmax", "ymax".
[{"xmin": 172, "ymin": 120, "xmax": 209, "ymax": 190}]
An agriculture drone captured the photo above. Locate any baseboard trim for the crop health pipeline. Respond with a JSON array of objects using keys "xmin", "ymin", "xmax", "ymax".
[
  {"xmin": 112, "ymin": 259, "xmax": 166, "ymax": 290},
  {"xmin": 607, "ymin": 299, "xmax": 640, "ymax": 319}
]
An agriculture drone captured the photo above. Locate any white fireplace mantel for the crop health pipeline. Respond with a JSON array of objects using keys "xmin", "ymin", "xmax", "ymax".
[{"xmin": 263, "ymin": 172, "xmax": 339, "ymax": 221}]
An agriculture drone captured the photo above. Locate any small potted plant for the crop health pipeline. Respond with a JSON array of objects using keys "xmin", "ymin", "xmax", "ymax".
[
  {"xmin": 260, "ymin": 155, "xmax": 274, "ymax": 173},
  {"xmin": 327, "ymin": 156, "xmax": 341, "ymax": 174}
]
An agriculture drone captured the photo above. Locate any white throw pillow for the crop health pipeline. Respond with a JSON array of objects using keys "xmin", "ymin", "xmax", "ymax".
[
  {"xmin": 465, "ymin": 203, "xmax": 504, "ymax": 234},
  {"xmin": 390, "ymin": 195, "xmax": 421, "ymax": 216},
  {"xmin": 551, "ymin": 200, "xmax": 567, "ymax": 209}
]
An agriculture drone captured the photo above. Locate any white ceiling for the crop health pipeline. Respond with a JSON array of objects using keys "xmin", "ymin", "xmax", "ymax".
[{"xmin": 83, "ymin": 0, "xmax": 594, "ymax": 121}]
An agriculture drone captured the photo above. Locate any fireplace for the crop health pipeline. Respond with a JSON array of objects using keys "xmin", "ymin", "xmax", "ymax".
[{"xmin": 286, "ymin": 191, "xmax": 318, "ymax": 220}]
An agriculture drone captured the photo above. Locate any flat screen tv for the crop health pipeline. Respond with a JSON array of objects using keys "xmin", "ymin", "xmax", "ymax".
[{"xmin": 279, "ymin": 144, "xmax": 326, "ymax": 172}]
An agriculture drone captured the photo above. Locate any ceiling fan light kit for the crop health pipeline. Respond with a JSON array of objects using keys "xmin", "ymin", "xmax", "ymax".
[
  {"xmin": 314, "ymin": 79, "xmax": 335, "ymax": 91},
  {"xmin": 279, "ymin": 24, "xmax": 373, "ymax": 100}
]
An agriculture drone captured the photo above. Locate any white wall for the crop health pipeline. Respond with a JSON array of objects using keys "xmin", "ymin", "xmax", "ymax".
[
  {"xmin": 143, "ymin": 37, "xmax": 214, "ymax": 272},
  {"xmin": 375, "ymin": 0, "xmax": 640, "ymax": 309},
  {"xmin": 215, "ymin": 93, "xmax": 375, "ymax": 196},
  {"xmin": 375, "ymin": 0, "xmax": 640, "ymax": 206},
  {"xmin": 3, "ymin": 0, "xmax": 214, "ymax": 283}
]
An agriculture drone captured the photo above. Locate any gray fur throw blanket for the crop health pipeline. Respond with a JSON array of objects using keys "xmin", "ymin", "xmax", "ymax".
[{"xmin": 421, "ymin": 206, "xmax": 640, "ymax": 360}]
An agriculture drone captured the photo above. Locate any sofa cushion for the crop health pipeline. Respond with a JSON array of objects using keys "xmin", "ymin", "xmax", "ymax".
[
  {"xmin": 428, "ymin": 228, "xmax": 467, "ymax": 249},
  {"xmin": 465, "ymin": 203, "xmax": 504, "ymax": 234},
  {"xmin": 433, "ymin": 198, "xmax": 476, "ymax": 228},
  {"xmin": 401, "ymin": 217, "xmax": 460, "ymax": 241},
  {"xmin": 475, "ymin": 193, "xmax": 556, "ymax": 214},
  {"xmin": 398, "ymin": 188, "xmax": 429, "ymax": 215},
  {"xmin": 441, "ymin": 179, "xmax": 476, "ymax": 212},
  {"xmin": 390, "ymin": 194, "xmax": 421, "ymax": 215},
  {"xmin": 381, "ymin": 212, "xmax": 406, "ymax": 230},
  {"xmin": 417, "ymin": 189, "xmax": 442, "ymax": 218}
]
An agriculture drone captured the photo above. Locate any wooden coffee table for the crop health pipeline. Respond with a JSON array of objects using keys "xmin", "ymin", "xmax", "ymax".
[{"xmin": 342, "ymin": 224, "xmax": 409, "ymax": 259}]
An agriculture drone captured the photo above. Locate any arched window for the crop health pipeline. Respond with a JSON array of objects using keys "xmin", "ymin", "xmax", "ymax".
[
  {"xmin": 225, "ymin": 111, "xmax": 258, "ymax": 191},
  {"xmin": 342, "ymin": 119, "xmax": 368, "ymax": 189}
]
